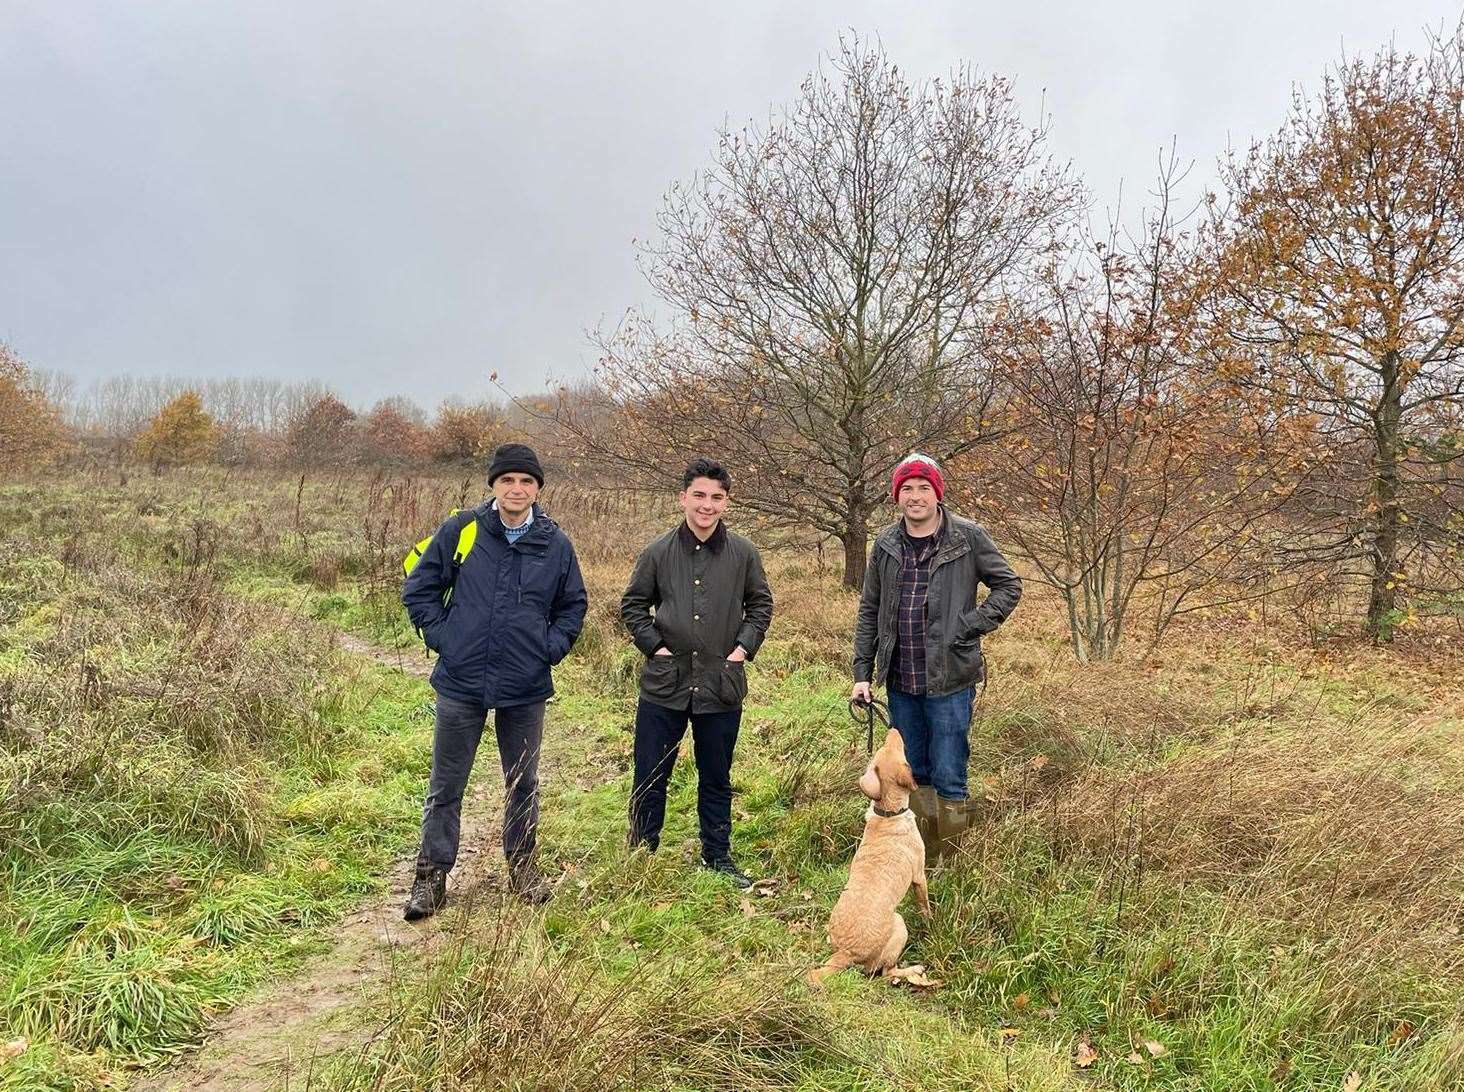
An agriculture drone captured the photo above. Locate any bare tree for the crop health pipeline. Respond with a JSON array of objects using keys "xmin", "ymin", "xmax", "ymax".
[
  {"xmin": 1201, "ymin": 25, "xmax": 1464, "ymax": 640},
  {"xmin": 555, "ymin": 37, "xmax": 1078, "ymax": 586}
]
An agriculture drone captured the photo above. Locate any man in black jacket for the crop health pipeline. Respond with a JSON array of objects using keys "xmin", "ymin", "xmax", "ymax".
[
  {"xmin": 621, "ymin": 457, "xmax": 774, "ymax": 889},
  {"xmin": 851, "ymin": 454, "xmax": 1021, "ymax": 850},
  {"xmin": 401, "ymin": 443, "xmax": 587, "ymax": 917}
]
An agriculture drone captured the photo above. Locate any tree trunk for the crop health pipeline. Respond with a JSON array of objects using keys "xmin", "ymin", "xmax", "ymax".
[
  {"xmin": 1364, "ymin": 353, "xmax": 1404, "ymax": 642},
  {"xmin": 841, "ymin": 502, "xmax": 870, "ymax": 589}
]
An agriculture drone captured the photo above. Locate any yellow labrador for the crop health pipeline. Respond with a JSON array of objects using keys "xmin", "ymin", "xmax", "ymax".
[{"xmin": 809, "ymin": 728, "xmax": 931, "ymax": 985}]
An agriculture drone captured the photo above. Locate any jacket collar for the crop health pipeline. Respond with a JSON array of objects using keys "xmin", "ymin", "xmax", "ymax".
[
  {"xmin": 677, "ymin": 519, "xmax": 727, "ymax": 554},
  {"xmin": 876, "ymin": 505, "xmax": 969, "ymax": 564},
  {"xmin": 483, "ymin": 502, "xmax": 554, "ymax": 547}
]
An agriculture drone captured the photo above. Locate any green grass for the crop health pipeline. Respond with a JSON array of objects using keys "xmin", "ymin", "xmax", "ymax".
[
  {"xmin": 2, "ymin": 469, "xmax": 1460, "ymax": 1091},
  {"xmin": 0, "ymin": 487, "xmax": 440, "ymax": 1087}
]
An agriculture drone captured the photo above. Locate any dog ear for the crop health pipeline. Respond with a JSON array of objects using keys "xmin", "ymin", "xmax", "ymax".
[
  {"xmin": 893, "ymin": 761, "xmax": 916, "ymax": 791},
  {"xmin": 859, "ymin": 764, "xmax": 882, "ymax": 800}
]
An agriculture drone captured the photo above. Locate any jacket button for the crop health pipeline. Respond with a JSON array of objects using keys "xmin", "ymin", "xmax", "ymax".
[
  {"xmin": 694, "ymin": 579, "xmax": 701, "ymax": 585},
  {"xmin": 692, "ymin": 686, "xmax": 699, "ymax": 692},
  {"xmin": 694, "ymin": 544, "xmax": 701, "ymax": 550},
  {"xmin": 692, "ymin": 650, "xmax": 698, "ymax": 656},
  {"xmin": 694, "ymin": 614, "xmax": 700, "ymax": 620}
]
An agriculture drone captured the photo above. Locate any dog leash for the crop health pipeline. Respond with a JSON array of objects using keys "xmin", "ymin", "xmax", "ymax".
[{"xmin": 848, "ymin": 696, "xmax": 891, "ymax": 755}]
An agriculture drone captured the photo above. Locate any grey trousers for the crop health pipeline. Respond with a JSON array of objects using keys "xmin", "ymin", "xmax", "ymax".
[{"xmin": 414, "ymin": 694, "xmax": 545, "ymax": 878}]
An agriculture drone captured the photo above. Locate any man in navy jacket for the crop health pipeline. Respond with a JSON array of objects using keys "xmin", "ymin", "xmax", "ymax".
[{"xmin": 401, "ymin": 443, "xmax": 587, "ymax": 916}]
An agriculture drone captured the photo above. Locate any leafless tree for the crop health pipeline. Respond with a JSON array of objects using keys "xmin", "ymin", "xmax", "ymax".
[{"xmin": 555, "ymin": 36, "xmax": 1079, "ymax": 586}]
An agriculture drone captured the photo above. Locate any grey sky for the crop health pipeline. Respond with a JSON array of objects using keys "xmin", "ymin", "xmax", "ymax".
[{"xmin": 1, "ymin": 1, "xmax": 1452, "ymax": 409}]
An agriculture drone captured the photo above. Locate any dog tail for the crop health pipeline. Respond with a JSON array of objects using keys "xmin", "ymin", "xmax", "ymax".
[{"xmin": 807, "ymin": 950, "xmax": 854, "ymax": 989}]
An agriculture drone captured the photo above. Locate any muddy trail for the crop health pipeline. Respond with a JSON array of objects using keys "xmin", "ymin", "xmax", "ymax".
[{"xmin": 136, "ymin": 635, "xmax": 552, "ymax": 1092}]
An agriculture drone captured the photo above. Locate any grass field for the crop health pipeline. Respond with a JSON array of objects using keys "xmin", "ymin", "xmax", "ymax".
[{"xmin": 1, "ymin": 465, "xmax": 1460, "ymax": 1090}]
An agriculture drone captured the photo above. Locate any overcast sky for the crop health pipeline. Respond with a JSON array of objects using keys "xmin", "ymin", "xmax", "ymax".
[{"xmin": 1, "ymin": 2, "xmax": 1454, "ymax": 408}]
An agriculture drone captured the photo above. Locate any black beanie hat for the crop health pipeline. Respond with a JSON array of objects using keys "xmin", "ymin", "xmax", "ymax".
[{"xmin": 487, "ymin": 443, "xmax": 545, "ymax": 488}]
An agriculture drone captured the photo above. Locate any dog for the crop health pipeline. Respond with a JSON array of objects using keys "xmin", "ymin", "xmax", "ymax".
[{"xmin": 809, "ymin": 728, "xmax": 931, "ymax": 986}]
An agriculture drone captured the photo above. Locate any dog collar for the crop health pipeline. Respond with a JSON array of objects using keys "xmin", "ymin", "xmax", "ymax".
[{"xmin": 872, "ymin": 804, "xmax": 909, "ymax": 818}]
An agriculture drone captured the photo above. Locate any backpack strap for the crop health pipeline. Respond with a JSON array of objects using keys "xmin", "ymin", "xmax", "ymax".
[{"xmin": 402, "ymin": 507, "xmax": 483, "ymax": 649}]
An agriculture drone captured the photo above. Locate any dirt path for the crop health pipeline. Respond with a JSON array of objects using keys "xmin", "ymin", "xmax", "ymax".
[{"xmin": 135, "ymin": 636, "xmax": 531, "ymax": 1092}]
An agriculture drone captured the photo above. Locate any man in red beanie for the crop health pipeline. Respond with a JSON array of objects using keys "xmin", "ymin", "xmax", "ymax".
[{"xmin": 851, "ymin": 453, "xmax": 1021, "ymax": 856}]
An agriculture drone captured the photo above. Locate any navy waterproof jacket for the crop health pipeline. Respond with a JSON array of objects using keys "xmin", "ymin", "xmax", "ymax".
[{"xmin": 402, "ymin": 503, "xmax": 587, "ymax": 708}]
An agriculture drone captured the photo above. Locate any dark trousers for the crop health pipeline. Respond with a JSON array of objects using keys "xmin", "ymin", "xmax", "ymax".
[
  {"xmin": 627, "ymin": 698, "xmax": 741, "ymax": 861},
  {"xmin": 415, "ymin": 693, "xmax": 545, "ymax": 878}
]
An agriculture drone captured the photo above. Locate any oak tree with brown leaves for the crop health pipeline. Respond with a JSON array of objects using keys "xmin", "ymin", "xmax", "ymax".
[
  {"xmin": 132, "ymin": 391, "xmax": 218, "ymax": 471},
  {"xmin": 0, "ymin": 343, "xmax": 64, "ymax": 475},
  {"xmin": 977, "ymin": 163, "xmax": 1316, "ymax": 660},
  {"xmin": 1202, "ymin": 27, "xmax": 1464, "ymax": 640}
]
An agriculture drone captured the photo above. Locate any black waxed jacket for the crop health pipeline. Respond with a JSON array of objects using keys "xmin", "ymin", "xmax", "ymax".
[
  {"xmin": 620, "ymin": 523, "xmax": 774, "ymax": 713},
  {"xmin": 852, "ymin": 508, "xmax": 1021, "ymax": 697}
]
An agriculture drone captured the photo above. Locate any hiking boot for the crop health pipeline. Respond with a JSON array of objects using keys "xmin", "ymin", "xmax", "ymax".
[
  {"xmin": 702, "ymin": 856, "xmax": 753, "ymax": 890},
  {"xmin": 910, "ymin": 786, "xmax": 938, "ymax": 855},
  {"xmin": 509, "ymin": 859, "xmax": 553, "ymax": 905},
  {"xmin": 403, "ymin": 868, "xmax": 447, "ymax": 921}
]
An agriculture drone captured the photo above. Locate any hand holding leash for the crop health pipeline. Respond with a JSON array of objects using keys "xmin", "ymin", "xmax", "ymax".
[{"xmin": 848, "ymin": 692, "xmax": 892, "ymax": 755}]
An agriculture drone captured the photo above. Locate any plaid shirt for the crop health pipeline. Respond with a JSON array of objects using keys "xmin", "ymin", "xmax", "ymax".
[{"xmin": 890, "ymin": 523, "xmax": 942, "ymax": 694}]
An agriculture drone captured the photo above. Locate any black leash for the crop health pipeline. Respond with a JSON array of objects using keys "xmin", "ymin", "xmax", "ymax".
[{"xmin": 848, "ymin": 696, "xmax": 892, "ymax": 755}]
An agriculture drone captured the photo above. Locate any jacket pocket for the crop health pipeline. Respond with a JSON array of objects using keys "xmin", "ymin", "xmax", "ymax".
[
  {"xmin": 640, "ymin": 655, "xmax": 681, "ymax": 704},
  {"xmin": 947, "ymin": 633, "xmax": 984, "ymax": 688},
  {"xmin": 715, "ymin": 660, "xmax": 749, "ymax": 707},
  {"xmin": 425, "ymin": 611, "xmax": 455, "ymax": 656}
]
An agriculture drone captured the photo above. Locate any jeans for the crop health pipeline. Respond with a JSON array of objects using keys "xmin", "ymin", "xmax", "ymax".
[
  {"xmin": 886, "ymin": 686, "xmax": 974, "ymax": 800},
  {"xmin": 627, "ymin": 698, "xmax": 741, "ymax": 861},
  {"xmin": 415, "ymin": 694, "xmax": 545, "ymax": 877}
]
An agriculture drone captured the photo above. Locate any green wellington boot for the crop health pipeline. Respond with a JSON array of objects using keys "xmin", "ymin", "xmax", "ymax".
[
  {"xmin": 934, "ymin": 796, "xmax": 970, "ymax": 863},
  {"xmin": 910, "ymin": 786, "xmax": 938, "ymax": 856}
]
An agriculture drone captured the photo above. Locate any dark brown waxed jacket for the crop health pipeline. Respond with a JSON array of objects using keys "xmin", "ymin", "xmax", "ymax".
[
  {"xmin": 852, "ymin": 508, "xmax": 1021, "ymax": 697},
  {"xmin": 620, "ymin": 522, "xmax": 774, "ymax": 713}
]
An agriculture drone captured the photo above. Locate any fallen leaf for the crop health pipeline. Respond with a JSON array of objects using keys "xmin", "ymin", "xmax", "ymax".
[
  {"xmin": 1270, "ymin": 1057, "xmax": 1293, "ymax": 1082},
  {"xmin": 739, "ymin": 898, "xmax": 756, "ymax": 917},
  {"xmin": 751, "ymin": 879, "xmax": 778, "ymax": 897},
  {"xmin": 998, "ymin": 1027, "xmax": 1021, "ymax": 1043},
  {"xmin": 1074, "ymin": 1036, "xmax": 1099, "ymax": 1068},
  {"xmin": 598, "ymin": 918, "xmax": 611, "ymax": 934},
  {"xmin": 1030, "ymin": 754, "xmax": 1049, "ymax": 770},
  {"xmin": 0, "ymin": 1039, "xmax": 27, "ymax": 1060},
  {"xmin": 1144, "ymin": 1039, "xmax": 1167, "ymax": 1058},
  {"xmin": 1012, "ymin": 992, "xmax": 1030, "ymax": 1010},
  {"xmin": 1127, "ymin": 1051, "xmax": 1145, "ymax": 1065},
  {"xmin": 1342, "ymin": 1071, "xmax": 1362, "ymax": 1092},
  {"xmin": 312, "ymin": 858, "xmax": 331, "ymax": 873},
  {"xmin": 885, "ymin": 964, "xmax": 943, "ymax": 988},
  {"xmin": 1387, "ymin": 1021, "xmax": 1414, "ymax": 1045}
]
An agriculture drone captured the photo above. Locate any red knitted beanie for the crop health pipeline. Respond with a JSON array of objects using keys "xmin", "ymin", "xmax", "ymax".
[{"xmin": 891, "ymin": 454, "xmax": 944, "ymax": 501}]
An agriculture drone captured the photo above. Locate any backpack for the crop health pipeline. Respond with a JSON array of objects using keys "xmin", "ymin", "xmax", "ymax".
[{"xmin": 402, "ymin": 509, "xmax": 480, "ymax": 644}]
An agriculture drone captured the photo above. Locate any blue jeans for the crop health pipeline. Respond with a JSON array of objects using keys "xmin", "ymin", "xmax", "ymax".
[{"xmin": 886, "ymin": 687, "xmax": 974, "ymax": 800}]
